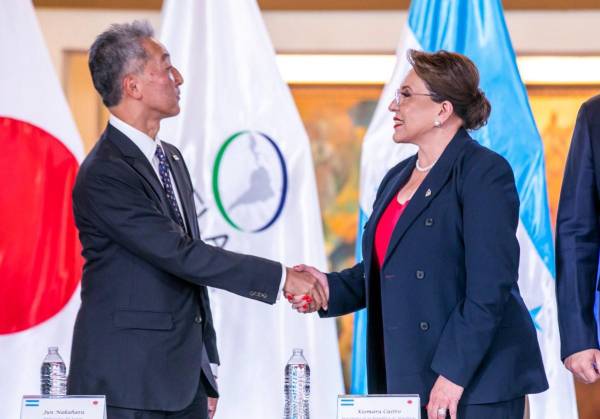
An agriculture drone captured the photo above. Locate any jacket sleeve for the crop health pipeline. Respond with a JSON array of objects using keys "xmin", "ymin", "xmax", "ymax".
[
  {"xmin": 320, "ymin": 262, "xmax": 366, "ymax": 317},
  {"xmin": 556, "ymin": 102, "xmax": 600, "ymax": 360},
  {"xmin": 74, "ymin": 159, "xmax": 282, "ymax": 304},
  {"xmin": 430, "ymin": 152, "xmax": 520, "ymax": 388}
]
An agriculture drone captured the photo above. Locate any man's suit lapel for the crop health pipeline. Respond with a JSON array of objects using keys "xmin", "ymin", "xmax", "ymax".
[
  {"xmin": 107, "ymin": 124, "xmax": 199, "ymax": 238},
  {"xmin": 164, "ymin": 146, "xmax": 200, "ymax": 239},
  {"xmin": 106, "ymin": 125, "xmax": 170, "ymax": 211},
  {"xmin": 381, "ymin": 128, "xmax": 470, "ymax": 270}
]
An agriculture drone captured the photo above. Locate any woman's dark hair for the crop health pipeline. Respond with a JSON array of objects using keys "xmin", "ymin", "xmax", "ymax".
[{"xmin": 407, "ymin": 49, "xmax": 491, "ymax": 130}]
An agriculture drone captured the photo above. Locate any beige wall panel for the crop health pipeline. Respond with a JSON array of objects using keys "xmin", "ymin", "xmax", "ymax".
[
  {"xmin": 36, "ymin": 9, "xmax": 160, "ymax": 77},
  {"xmin": 36, "ymin": 9, "xmax": 600, "ymax": 80}
]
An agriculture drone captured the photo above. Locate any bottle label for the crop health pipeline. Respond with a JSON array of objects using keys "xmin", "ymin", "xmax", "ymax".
[
  {"xmin": 20, "ymin": 395, "xmax": 107, "ymax": 419},
  {"xmin": 337, "ymin": 394, "xmax": 421, "ymax": 419}
]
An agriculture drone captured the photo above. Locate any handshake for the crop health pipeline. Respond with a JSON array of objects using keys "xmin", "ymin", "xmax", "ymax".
[{"xmin": 283, "ymin": 265, "xmax": 329, "ymax": 313}]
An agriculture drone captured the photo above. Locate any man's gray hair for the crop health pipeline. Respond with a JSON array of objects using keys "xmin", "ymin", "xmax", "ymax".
[{"xmin": 88, "ymin": 20, "xmax": 154, "ymax": 107}]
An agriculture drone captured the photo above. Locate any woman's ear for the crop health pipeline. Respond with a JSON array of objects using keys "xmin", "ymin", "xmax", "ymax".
[{"xmin": 438, "ymin": 100, "xmax": 454, "ymax": 124}]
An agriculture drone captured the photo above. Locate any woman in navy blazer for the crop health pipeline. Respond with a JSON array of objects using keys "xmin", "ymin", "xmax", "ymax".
[{"xmin": 292, "ymin": 50, "xmax": 548, "ymax": 419}]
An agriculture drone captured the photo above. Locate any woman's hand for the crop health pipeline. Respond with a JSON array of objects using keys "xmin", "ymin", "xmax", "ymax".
[
  {"xmin": 427, "ymin": 375, "xmax": 463, "ymax": 419},
  {"xmin": 287, "ymin": 264, "xmax": 329, "ymax": 313}
]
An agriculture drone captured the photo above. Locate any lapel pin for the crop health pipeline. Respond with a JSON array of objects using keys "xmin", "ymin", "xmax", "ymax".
[
  {"xmin": 172, "ymin": 154, "xmax": 180, "ymax": 161},
  {"xmin": 425, "ymin": 189, "xmax": 432, "ymax": 197}
]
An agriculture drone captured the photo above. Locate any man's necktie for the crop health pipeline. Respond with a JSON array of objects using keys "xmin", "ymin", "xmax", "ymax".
[{"xmin": 155, "ymin": 145, "xmax": 186, "ymax": 229}]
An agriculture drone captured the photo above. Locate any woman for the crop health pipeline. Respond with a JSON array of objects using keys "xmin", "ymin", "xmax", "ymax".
[{"xmin": 291, "ymin": 50, "xmax": 548, "ymax": 419}]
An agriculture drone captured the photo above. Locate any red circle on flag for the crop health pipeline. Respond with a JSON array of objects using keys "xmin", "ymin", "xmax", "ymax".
[{"xmin": 0, "ymin": 117, "xmax": 82, "ymax": 334}]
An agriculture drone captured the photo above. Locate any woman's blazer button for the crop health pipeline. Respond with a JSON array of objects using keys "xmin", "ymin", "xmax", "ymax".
[
  {"xmin": 419, "ymin": 322, "xmax": 430, "ymax": 331},
  {"xmin": 416, "ymin": 270, "xmax": 425, "ymax": 280},
  {"xmin": 425, "ymin": 218, "xmax": 434, "ymax": 226}
]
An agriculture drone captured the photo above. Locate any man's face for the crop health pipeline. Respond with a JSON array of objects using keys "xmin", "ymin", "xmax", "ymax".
[{"xmin": 137, "ymin": 38, "xmax": 183, "ymax": 119}]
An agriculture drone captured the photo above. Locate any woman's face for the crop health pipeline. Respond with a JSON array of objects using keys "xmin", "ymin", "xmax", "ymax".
[{"xmin": 388, "ymin": 70, "xmax": 441, "ymax": 144}]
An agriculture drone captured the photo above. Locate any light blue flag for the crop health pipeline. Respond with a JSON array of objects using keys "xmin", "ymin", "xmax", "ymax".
[{"xmin": 352, "ymin": 1, "xmax": 577, "ymax": 417}]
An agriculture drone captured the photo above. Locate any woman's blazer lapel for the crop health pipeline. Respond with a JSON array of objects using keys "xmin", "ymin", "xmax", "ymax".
[
  {"xmin": 381, "ymin": 128, "xmax": 471, "ymax": 270},
  {"xmin": 362, "ymin": 156, "xmax": 416, "ymax": 279}
]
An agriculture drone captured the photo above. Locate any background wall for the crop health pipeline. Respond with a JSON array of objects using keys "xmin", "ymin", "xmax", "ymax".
[{"xmin": 37, "ymin": 8, "xmax": 600, "ymax": 77}]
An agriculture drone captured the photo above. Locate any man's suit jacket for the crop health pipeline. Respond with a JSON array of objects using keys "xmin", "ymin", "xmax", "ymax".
[
  {"xmin": 68, "ymin": 124, "xmax": 282, "ymax": 411},
  {"xmin": 321, "ymin": 128, "xmax": 548, "ymax": 405},
  {"xmin": 556, "ymin": 94, "xmax": 600, "ymax": 360}
]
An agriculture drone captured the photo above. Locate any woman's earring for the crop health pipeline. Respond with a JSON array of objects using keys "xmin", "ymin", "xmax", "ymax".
[{"xmin": 434, "ymin": 119, "xmax": 441, "ymax": 127}]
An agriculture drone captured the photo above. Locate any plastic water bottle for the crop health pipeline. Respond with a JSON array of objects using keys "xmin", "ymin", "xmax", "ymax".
[
  {"xmin": 41, "ymin": 347, "xmax": 67, "ymax": 396},
  {"xmin": 284, "ymin": 348, "xmax": 310, "ymax": 419}
]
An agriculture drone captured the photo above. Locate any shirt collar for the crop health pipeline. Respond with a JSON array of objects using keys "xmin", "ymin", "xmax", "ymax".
[{"xmin": 109, "ymin": 114, "xmax": 162, "ymax": 164}]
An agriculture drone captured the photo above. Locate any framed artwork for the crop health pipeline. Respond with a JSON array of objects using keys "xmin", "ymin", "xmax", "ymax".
[{"xmin": 528, "ymin": 85, "xmax": 599, "ymax": 228}]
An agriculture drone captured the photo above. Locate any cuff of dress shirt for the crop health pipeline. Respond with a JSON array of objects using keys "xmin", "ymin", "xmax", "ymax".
[{"xmin": 277, "ymin": 263, "xmax": 286, "ymax": 301}]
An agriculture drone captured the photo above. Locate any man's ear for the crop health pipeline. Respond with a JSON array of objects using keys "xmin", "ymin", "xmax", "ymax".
[{"xmin": 122, "ymin": 74, "xmax": 142, "ymax": 100}]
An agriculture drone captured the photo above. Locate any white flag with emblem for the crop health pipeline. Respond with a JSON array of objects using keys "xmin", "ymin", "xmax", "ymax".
[{"xmin": 159, "ymin": 0, "xmax": 344, "ymax": 417}]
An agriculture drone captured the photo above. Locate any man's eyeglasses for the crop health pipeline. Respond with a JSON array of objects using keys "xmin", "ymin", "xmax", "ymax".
[{"xmin": 394, "ymin": 88, "xmax": 433, "ymax": 105}]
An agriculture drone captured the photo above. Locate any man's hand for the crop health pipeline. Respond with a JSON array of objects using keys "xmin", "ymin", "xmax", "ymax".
[
  {"xmin": 287, "ymin": 264, "xmax": 329, "ymax": 313},
  {"xmin": 564, "ymin": 348, "xmax": 600, "ymax": 384},
  {"xmin": 427, "ymin": 375, "xmax": 463, "ymax": 419},
  {"xmin": 283, "ymin": 267, "xmax": 327, "ymax": 311},
  {"xmin": 207, "ymin": 397, "xmax": 218, "ymax": 419}
]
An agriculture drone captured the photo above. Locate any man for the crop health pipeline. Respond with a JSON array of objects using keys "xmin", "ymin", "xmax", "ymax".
[
  {"xmin": 556, "ymin": 95, "xmax": 600, "ymax": 385},
  {"xmin": 67, "ymin": 21, "xmax": 325, "ymax": 419}
]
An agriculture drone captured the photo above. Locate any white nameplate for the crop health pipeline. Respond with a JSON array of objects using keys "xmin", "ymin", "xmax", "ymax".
[
  {"xmin": 20, "ymin": 395, "xmax": 107, "ymax": 419},
  {"xmin": 337, "ymin": 394, "xmax": 420, "ymax": 419}
]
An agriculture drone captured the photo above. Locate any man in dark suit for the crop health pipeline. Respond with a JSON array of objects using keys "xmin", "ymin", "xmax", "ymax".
[
  {"xmin": 67, "ymin": 21, "xmax": 325, "ymax": 419},
  {"xmin": 556, "ymin": 95, "xmax": 600, "ymax": 385}
]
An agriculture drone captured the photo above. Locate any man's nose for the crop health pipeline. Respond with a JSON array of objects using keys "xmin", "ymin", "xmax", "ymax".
[{"xmin": 173, "ymin": 67, "xmax": 184, "ymax": 85}]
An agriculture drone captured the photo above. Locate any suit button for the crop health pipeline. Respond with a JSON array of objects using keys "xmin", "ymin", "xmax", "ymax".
[
  {"xmin": 195, "ymin": 315, "xmax": 202, "ymax": 324},
  {"xmin": 425, "ymin": 218, "xmax": 434, "ymax": 226},
  {"xmin": 420, "ymin": 322, "xmax": 430, "ymax": 331},
  {"xmin": 416, "ymin": 270, "xmax": 425, "ymax": 280}
]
